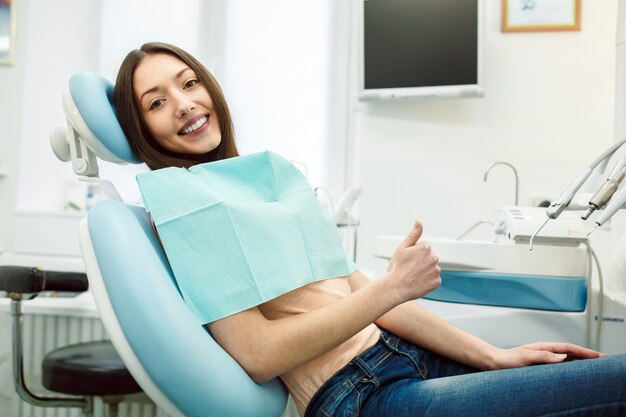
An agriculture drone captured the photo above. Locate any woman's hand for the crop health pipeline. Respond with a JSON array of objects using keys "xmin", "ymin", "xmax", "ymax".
[
  {"xmin": 385, "ymin": 221, "xmax": 441, "ymax": 304},
  {"xmin": 491, "ymin": 342, "xmax": 607, "ymax": 370}
]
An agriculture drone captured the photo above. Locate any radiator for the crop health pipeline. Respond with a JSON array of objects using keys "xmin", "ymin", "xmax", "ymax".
[{"xmin": 11, "ymin": 313, "xmax": 167, "ymax": 417}]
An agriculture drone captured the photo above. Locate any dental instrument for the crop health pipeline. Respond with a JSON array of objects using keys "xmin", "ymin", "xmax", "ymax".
[
  {"xmin": 526, "ymin": 138, "xmax": 626, "ymax": 245},
  {"xmin": 581, "ymin": 167, "xmax": 626, "ymax": 220},
  {"xmin": 529, "ymin": 217, "xmax": 549, "ymax": 251},
  {"xmin": 546, "ymin": 138, "xmax": 626, "ymax": 222}
]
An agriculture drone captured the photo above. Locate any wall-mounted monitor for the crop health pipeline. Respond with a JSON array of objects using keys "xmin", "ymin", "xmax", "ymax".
[{"xmin": 359, "ymin": 0, "xmax": 484, "ymax": 101}]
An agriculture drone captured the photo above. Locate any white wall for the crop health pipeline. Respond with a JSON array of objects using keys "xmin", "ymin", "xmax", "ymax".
[
  {"xmin": 216, "ymin": 0, "xmax": 344, "ymax": 196},
  {"xmin": 0, "ymin": 0, "xmax": 101, "ymax": 253},
  {"xmin": 14, "ymin": 0, "xmax": 101, "ymax": 215},
  {"xmin": 0, "ymin": 0, "xmax": 26, "ymax": 253},
  {"xmin": 1, "ymin": 0, "xmax": 621, "ymax": 273},
  {"xmin": 8, "ymin": 0, "xmax": 340, "ymax": 215},
  {"xmin": 352, "ymin": 0, "xmax": 620, "ymax": 274},
  {"xmin": 13, "ymin": 0, "xmax": 208, "ymax": 214}
]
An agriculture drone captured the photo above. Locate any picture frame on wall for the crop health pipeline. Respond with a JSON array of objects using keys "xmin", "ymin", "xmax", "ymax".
[
  {"xmin": 0, "ymin": 0, "xmax": 15, "ymax": 65},
  {"xmin": 501, "ymin": 0, "xmax": 581, "ymax": 32}
]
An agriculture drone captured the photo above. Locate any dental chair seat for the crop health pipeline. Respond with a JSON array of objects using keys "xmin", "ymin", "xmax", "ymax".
[
  {"xmin": 42, "ymin": 340, "xmax": 142, "ymax": 396},
  {"xmin": 81, "ymin": 199, "xmax": 288, "ymax": 417}
]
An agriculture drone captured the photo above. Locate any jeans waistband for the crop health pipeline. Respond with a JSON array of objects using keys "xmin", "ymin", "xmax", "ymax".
[{"xmin": 305, "ymin": 331, "xmax": 421, "ymax": 417}]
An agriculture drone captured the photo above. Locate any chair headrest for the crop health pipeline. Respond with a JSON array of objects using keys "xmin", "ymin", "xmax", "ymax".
[{"xmin": 66, "ymin": 72, "xmax": 141, "ymax": 164}]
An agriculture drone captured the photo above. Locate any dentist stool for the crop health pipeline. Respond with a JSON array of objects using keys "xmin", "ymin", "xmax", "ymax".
[
  {"xmin": 0, "ymin": 266, "xmax": 142, "ymax": 417},
  {"xmin": 50, "ymin": 73, "xmax": 289, "ymax": 417}
]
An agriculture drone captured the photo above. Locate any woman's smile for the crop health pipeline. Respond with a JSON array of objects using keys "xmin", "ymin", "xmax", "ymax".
[{"xmin": 179, "ymin": 114, "xmax": 210, "ymax": 137}]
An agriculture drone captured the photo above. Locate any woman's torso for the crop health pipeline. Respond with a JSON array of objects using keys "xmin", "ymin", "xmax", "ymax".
[{"xmin": 258, "ymin": 275, "xmax": 381, "ymax": 416}]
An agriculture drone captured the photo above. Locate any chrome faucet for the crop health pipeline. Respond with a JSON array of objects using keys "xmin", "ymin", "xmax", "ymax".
[{"xmin": 484, "ymin": 161, "xmax": 519, "ymax": 206}]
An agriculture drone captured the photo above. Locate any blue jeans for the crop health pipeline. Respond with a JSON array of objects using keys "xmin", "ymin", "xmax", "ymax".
[{"xmin": 304, "ymin": 331, "xmax": 626, "ymax": 417}]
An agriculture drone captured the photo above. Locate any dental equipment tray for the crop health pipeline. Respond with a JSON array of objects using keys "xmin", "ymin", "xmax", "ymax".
[{"xmin": 374, "ymin": 237, "xmax": 588, "ymax": 312}]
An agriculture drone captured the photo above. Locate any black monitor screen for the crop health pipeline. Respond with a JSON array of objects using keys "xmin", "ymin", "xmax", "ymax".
[{"xmin": 364, "ymin": 0, "xmax": 478, "ymax": 90}]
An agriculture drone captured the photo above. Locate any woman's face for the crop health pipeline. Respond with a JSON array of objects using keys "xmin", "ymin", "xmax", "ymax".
[{"xmin": 133, "ymin": 53, "xmax": 222, "ymax": 155}]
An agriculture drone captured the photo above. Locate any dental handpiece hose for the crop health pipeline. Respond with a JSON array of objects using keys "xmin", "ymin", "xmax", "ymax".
[
  {"xmin": 594, "ymin": 184, "xmax": 626, "ymax": 229},
  {"xmin": 536, "ymin": 166, "xmax": 598, "ymax": 249},
  {"xmin": 546, "ymin": 138, "xmax": 626, "ymax": 221},
  {"xmin": 546, "ymin": 168, "xmax": 593, "ymax": 220},
  {"xmin": 531, "ymin": 138, "xmax": 626, "ymax": 246},
  {"xmin": 581, "ymin": 167, "xmax": 626, "ymax": 220}
]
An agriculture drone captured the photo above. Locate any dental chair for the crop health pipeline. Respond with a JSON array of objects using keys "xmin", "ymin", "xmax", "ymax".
[{"xmin": 48, "ymin": 73, "xmax": 289, "ymax": 417}]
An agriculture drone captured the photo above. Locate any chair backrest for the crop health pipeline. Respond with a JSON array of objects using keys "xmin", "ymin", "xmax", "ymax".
[{"xmin": 62, "ymin": 73, "xmax": 288, "ymax": 417}]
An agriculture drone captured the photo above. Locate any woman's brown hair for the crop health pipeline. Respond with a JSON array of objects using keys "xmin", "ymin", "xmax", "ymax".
[{"xmin": 115, "ymin": 42, "xmax": 238, "ymax": 170}]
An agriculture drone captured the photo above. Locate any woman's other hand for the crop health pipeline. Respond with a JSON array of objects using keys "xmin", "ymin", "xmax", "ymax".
[
  {"xmin": 385, "ymin": 221, "xmax": 441, "ymax": 303},
  {"xmin": 492, "ymin": 342, "xmax": 607, "ymax": 369}
]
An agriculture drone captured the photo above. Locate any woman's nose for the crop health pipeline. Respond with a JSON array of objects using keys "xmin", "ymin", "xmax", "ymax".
[{"xmin": 173, "ymin": 92, "xmax": 195, "ymax": 118}]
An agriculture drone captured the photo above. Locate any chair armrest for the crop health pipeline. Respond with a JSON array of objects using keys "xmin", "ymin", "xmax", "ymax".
[{"xmin": 0, "ymin": 266, "xmax": 88, "ymax": 294}]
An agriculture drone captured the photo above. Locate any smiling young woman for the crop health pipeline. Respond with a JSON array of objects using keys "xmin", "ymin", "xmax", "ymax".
[
  {"xmin": 115, "ymin": 42, "xmax": 238, "ymax": 170},
  {"xmin": 112, "ymin": 42, "xmax": 626, "ymax": 417}
]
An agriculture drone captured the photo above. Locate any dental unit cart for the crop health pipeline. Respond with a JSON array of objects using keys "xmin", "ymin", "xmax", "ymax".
[{"xmin": 375, "ymin": 206, "xmax": 626, "ymax": 354}]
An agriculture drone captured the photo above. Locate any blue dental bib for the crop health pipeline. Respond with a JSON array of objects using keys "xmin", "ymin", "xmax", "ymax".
[{"xmin": 136, "ymin": 151, "xmax": 355, "ymax": 323}]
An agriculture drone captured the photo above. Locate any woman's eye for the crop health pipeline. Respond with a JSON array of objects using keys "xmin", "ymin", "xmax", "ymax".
[
  {"xmin": 184, "ymin": 79, "xmax": 199, "ymax": 89},
  {"xmin": 149, "ymin": 99, "xmax": 164, "ymax": 110}
]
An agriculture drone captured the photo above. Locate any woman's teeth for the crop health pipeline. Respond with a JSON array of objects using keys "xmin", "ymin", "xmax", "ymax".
[{"xmin": 181, "ymin": 116, "xmax": 208, "ymax": 135}]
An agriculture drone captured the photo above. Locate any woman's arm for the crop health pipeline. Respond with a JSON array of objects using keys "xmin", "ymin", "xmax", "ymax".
[
  {"xmin": 349, "ymin": 269, "xmax": 498, "ymax": 369},
  {"xmin": 208, "ymin": 221, "xmax": 440, "ymax": 384},
  {"xmin": 208, "ymin": 279, "xmax": 396, "ymax": 384},
  {"xmin": 348, "ymin": 271, "xmax": 605, "ymax": 370}
]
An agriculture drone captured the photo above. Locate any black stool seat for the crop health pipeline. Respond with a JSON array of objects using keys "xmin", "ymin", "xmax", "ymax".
[{"xmin": 42, "ymin": 340, "xmax": 142, "ymax": 396}]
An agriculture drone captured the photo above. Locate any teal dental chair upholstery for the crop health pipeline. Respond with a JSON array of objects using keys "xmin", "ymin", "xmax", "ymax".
[{"xmin": 54, "ymin": 73, "xmax": 289, "ymax": 417}]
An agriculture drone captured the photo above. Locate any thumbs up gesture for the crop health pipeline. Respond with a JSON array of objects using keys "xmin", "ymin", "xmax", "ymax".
[{"xmin": 386, "ymin": 221, "xmax": 441, "ymax": 303}]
